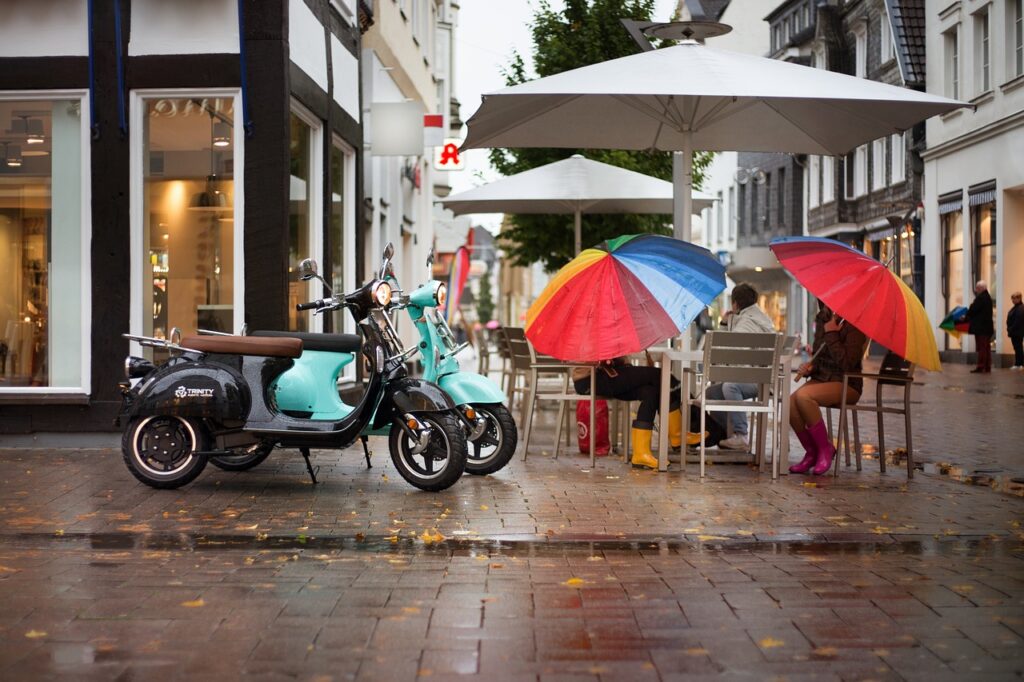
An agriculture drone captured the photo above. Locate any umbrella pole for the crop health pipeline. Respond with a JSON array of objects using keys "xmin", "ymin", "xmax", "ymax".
[
  {"xmin": 574, "ymin": 209, "xmax": 582, "ymax": 255},
  {"xmin": 672, "ymin": 132, "xmax": 694, "ymax": 243},
  {"xmin": 673, "ymin": 133, "xmax": 695, "ymax": 351}
]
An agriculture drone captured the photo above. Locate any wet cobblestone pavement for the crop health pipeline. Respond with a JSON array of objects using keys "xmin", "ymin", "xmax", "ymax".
[{"xmin": 1, "ymin": 440, "xmax": 1022, "ymax": 680}]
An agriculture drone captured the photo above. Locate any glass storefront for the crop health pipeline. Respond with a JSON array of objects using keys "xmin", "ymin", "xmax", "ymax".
[
  {"xmin": 972, "ymin": 200, "xmax": 997, "ymax": 301},
  {"xmin": 289, "ymin": 112, "xmax": 314, "ymax": 332},
  {"xmin": 142, "ymin": 96, "xmax": 235, "ymax": 345},
  {"xmin": 329, "ymin": 138, "xmax": 347, "ymax": 333},
  {"xmin": 942, "ymin": 210, "xmax": 964, "ymax": 350},
  {"xmin": 0, "ymin": 98, "xmax": 85, "ymax": 389}
]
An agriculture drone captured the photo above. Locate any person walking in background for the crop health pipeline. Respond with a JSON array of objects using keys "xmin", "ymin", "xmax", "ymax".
[
  {"xmin": 708, "ymin": 283, "xmax": 777, "ymax": 450},
  {"xmin": 967, "ymin": 281, "xmax": 994, "ymax": 374},
  {"xmin": 1008, "ymin": 291, "xmax": 1024, "ymax": 370},
  {"xmin": 788, "ymin": 301, "xmax": 869, "ymax": 475}
]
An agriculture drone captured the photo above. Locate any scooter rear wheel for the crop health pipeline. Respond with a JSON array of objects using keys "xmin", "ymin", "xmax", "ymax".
[
  {"xmin": 465, "ymin": 403, "xmax": 517, "ymax": 476},
  {"xmin": 388, "ymin": 412, "xmax": 467, "ymax": 492},
  {"xmin": 210, "ymin": 443, "xmax": 274, "ymax": 471},
  {"xmin": 121, "ymin": 416, "xmax": 208, "ymax": 489}
]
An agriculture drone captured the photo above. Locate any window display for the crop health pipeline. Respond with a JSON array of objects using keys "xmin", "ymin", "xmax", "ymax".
[
  {"xmin": 0, "ymin": 98, "xmax": 84, "ymax": 389},
  {"xmin": 142, "ymin": 97, "xmax": 236, "ymax": 355}
]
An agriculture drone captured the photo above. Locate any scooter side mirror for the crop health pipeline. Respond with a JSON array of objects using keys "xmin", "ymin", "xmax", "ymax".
[
  {"xmin": 298, "ymin": 258, "xmax": 319, "ymax": 281},
  {"xmin": 380, "ymin": 242, "xmax": 396, "ymax": 280},
  {"xmin": 426, "ymin": 247, "xmax": 435, "ymax": 269}
]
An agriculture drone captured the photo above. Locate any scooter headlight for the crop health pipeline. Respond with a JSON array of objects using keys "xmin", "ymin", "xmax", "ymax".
[
  {"xmin": 124, "ymin": 355, "xmax": 156, "ymax": 379},
  {"xmin": 435, "ymin": 283, "xmax": 447, "ymax": 308},
  {"xmin": 373, "ymin": 281, "xmax": 392, "ymax": 306}
]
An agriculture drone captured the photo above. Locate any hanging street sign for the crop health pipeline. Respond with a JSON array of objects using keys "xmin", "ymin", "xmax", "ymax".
[{"xmin": 433, "ymin": 138, "xmax": 465, "ymax": 171}]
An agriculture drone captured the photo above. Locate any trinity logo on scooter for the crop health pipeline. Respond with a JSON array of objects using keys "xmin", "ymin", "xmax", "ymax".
[{"xmin": 173, "ymin": 386, "xmax": 215, "ymax": 399}]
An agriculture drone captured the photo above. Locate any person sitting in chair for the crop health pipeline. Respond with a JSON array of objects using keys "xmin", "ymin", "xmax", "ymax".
[
  {"xmin": 788, "ymin": 300, "xmax": 869, "ymax": 475},
  {"xmin": 707, "ymin": 283, "xmax": 778, "ymax": 450},
  {"xmin": 573, "ymin": 358, "xmax": 698, "ymax": 470}
]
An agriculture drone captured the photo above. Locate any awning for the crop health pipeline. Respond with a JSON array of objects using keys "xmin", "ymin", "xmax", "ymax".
[
  {"xmin": 969, "ymin": 180, "xmax": 997, "ymax": 207},
  {"xmin": 937, "ymin": 192, "xmax": 962, "ymax": 215}
]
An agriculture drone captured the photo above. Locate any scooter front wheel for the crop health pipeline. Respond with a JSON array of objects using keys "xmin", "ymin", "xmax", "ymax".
[
  {"xmin": 465, "ymin": 403, "xmax": 517, "ymax": 476},
  {"xmin": 388, "ymin": 412, "xmax": 468, "ymax": 492},
  {"xmin": 121, "ymin": 416, "xmax": 208, "ymax": 489}
]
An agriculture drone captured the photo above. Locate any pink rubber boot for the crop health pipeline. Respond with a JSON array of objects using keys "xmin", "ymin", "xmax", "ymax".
[
  {"xmin": 788, "ymin": 428, "xmax": 818, "ymax": 474},
  {"xmin": 808, "ymin": 420, "xmax": 836, "ymax": 475}
]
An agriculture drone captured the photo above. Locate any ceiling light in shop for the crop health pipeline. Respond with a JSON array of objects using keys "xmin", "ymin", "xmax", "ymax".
[
  {"xmin": 25, "ymin": 118, "xmax": 45, "ymax": 144},
  {"xmin": 5, "ymin": 143, "xmax": 23, "ymax": 168},
  {"xmin": 212, "ymin": 121, "xmax": 231, "ymax": 148}
]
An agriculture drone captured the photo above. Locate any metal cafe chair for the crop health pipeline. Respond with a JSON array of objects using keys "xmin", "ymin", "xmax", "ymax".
[
  {"xmin": 696, "ymin": 331, "xmax": 784, "ymax": 478},
  {"xmin": 835, "ymin": 351, "xmax": 917, "ymax": 478}
]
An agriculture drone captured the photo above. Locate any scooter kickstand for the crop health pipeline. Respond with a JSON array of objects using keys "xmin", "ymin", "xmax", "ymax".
[
  {"xmin": 300, "ymin": 447, "xmax": 319, "ymax": 485},
  {"xmin": 360, "ymin": 436, "xmax": 372, "ymax": 469}
]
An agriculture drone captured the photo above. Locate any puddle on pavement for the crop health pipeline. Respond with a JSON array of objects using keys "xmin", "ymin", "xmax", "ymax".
[{"xmin": 1, "ymin": 531, "xmax": 1019, "ymax": 559}]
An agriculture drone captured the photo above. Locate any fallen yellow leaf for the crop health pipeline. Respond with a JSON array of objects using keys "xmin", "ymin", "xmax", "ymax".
[
  {"xmin": 802, "ymin": 482, "xmax": 817, "ymax": 488},
  {"xmin": 180, "ymin": 598, "xmax": 205, "ymax": 608},
  {"xmin": 479, "ymin": 505, "xmax": 489, "ymax": 511},
  {"xmin": 759, "ymin": 637, "xmax": 785, "ymax": 649},
  {"xmin": 685, "ymin": 647, "xmax": 708, "ymax": 656},
  {"xmin": 562, "ymin": 577, "xmax": 585, "ymax": 586},
  {"xmin": 24, "ymin": 630, "xmax": 47, "ymax": 639},
  {"xmin": 420, "ymin": 529, "xmax": 445, "ymax": 544}
]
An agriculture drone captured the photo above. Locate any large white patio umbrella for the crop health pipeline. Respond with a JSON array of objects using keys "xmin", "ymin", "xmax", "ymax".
[
  {"xmin": 462, "ymin": 23, "xmax": 970, "ymax": 242},
  {"xmin": 439, "ymin": 154, "xmax": 715, "ymax": 254}
]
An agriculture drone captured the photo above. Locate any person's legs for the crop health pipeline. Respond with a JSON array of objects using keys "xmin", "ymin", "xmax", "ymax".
[
  {"xmin": 1012, "ymin": 335, "xmax": 1024, "ymax": 367},
  {"xmin": 594, "ymin": 369, "xmax": 661, "ymax": 469},
  {"xmin": 973, "ymin": 335, "xmax": 992, "ymax": 372},
  {"xmin": 791, "ymin": 382, "xmax": 860, "ymax": 475},
  {"xmin": 716, "ymin": 382, "xmax": 759, "ymax": 449}
]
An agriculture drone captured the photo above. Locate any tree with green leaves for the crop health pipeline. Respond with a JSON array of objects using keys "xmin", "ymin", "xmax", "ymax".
[
  {"xmin": 476, "ymin": 272, "xmax": 495, "ymax": 323},
  {"xmin": 490, "ymin": 0, "xmax": 713, "ymax": 272}
]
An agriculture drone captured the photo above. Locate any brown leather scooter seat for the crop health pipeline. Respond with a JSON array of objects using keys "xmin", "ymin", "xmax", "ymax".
[{"xmin": 181, "ymin": 335, "xmax": 303, "ymax": 358}]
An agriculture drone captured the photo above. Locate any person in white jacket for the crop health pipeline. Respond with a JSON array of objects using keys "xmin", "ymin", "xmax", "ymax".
[{"xmin": 706, "ymin": 283, "xmax": 778, "ymax": 450}]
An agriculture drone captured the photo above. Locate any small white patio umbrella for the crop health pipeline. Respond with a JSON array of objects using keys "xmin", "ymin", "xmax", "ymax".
[
  {"xmin": 462, "ymin": 23, "xmax": 969, "ymax": 242},
  {"xmin": 439, "ymin": 154, "xmax": 714, "ymax": 254}
]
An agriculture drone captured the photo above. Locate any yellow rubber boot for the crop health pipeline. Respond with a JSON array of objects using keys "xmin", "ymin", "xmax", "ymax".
[
  {"xmin": 630, "ymin": 427, "xmax": 658, "ymax": 469},
  {"xmin": 669, "ymin": 409, "xmax": 707, "ymax": 448},
  {"xmin": 669, "ymin": 409, "xmax": 683, "ymax": 449}
]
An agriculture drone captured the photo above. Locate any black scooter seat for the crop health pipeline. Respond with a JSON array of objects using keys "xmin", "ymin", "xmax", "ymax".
[{"xmin": 251, "ymin": 330, "xmax": 362, "ymax": 354}]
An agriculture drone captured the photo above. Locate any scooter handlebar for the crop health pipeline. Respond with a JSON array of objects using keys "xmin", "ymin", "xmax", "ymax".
[{"xmin": 296, "ymin": 298, "xmax": 332, "ymax": 311}]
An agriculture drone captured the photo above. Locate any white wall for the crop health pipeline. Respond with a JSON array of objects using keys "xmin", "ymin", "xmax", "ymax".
[
  {"xmin": 289, "ymin": 0, "xmax": 329, "ymax": 91},
  {"xmin": 0, "ymin": 0, "xmax": 88, "ymax": 57},
  {"xmin": 130, "ymin": 0, "xmax": 239, "ymax": 55},
  {"xmin": 331, "ymin": 35, "xmax": 360, "ymax": 122}
]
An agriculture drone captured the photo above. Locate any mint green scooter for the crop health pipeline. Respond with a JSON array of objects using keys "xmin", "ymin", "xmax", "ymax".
[
  {"xmin": 397, "ymin": 253, "xmax": 516, "ymax": 475},
  {"xmin": 211, "ymin": 249, "xmax": 516, "ymax": 476}
]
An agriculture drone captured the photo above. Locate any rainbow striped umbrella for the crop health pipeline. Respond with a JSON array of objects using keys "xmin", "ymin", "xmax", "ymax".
[
  {"xmin": 526, "ymin": 234, "xmax": 725, "ymax": 361},
  {"xmin": 769, "ymin": 236, "xmax": 941, "ymax": 371}
]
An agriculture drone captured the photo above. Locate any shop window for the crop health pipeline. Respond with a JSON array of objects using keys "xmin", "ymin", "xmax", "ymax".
[
  {"xmin": 940, "ymin": 198, "xmax": 964, "ymax": 350},
  {"xmin": 880, "ymin": 7, "xmax": 894, "ymax": 63},
  {"xmin": 329, "ymin": 136, "xmax": 355, "ymax": 335},
  {"xmin": 971, "ymin": 193, "xmax": 997, "ymax": 302},
  {"xmin": 288, "ymin": 105, "xmax": 322, "ymax": 332},
  {"xmin": 139, "ymin": 96, "xmax": 238, "ymax": 353},
  {"xmin": 0, "ymin": 97, "xmax": 88, "ymax": 390}
]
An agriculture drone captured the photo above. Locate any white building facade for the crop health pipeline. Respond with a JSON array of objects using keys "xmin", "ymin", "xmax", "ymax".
[{"xmin": 922, "ymin": 0, "xmax": 1024, "ymax": 362}]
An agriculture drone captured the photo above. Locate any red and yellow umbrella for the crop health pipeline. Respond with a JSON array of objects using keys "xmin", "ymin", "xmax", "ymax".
[{"xmin": 769, "ymin": 236, "xmax": 941, "ymax": 371}]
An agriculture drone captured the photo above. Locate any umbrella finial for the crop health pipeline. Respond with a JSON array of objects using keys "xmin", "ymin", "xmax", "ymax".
[{"xmin": 642, "ymin": 20, "xmax": 731, "ymax": 45}]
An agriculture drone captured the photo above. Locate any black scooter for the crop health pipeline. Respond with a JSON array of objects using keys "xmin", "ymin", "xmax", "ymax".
[{"xmin": 117, "ymin": 245, "xmax": 469, "ymax": 492}]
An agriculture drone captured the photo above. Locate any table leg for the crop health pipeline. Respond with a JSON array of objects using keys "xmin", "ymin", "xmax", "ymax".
[
  {"xmin": 681, "ymin": 365, "xmax": 690, "ymax": 475},
  {"xmin": 658, "ymin": 357, "xmax": 670, "ymax": 472},
  {"xmin": 778, "ymin": 370, "xmax": 792, "ymax": 477}
]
